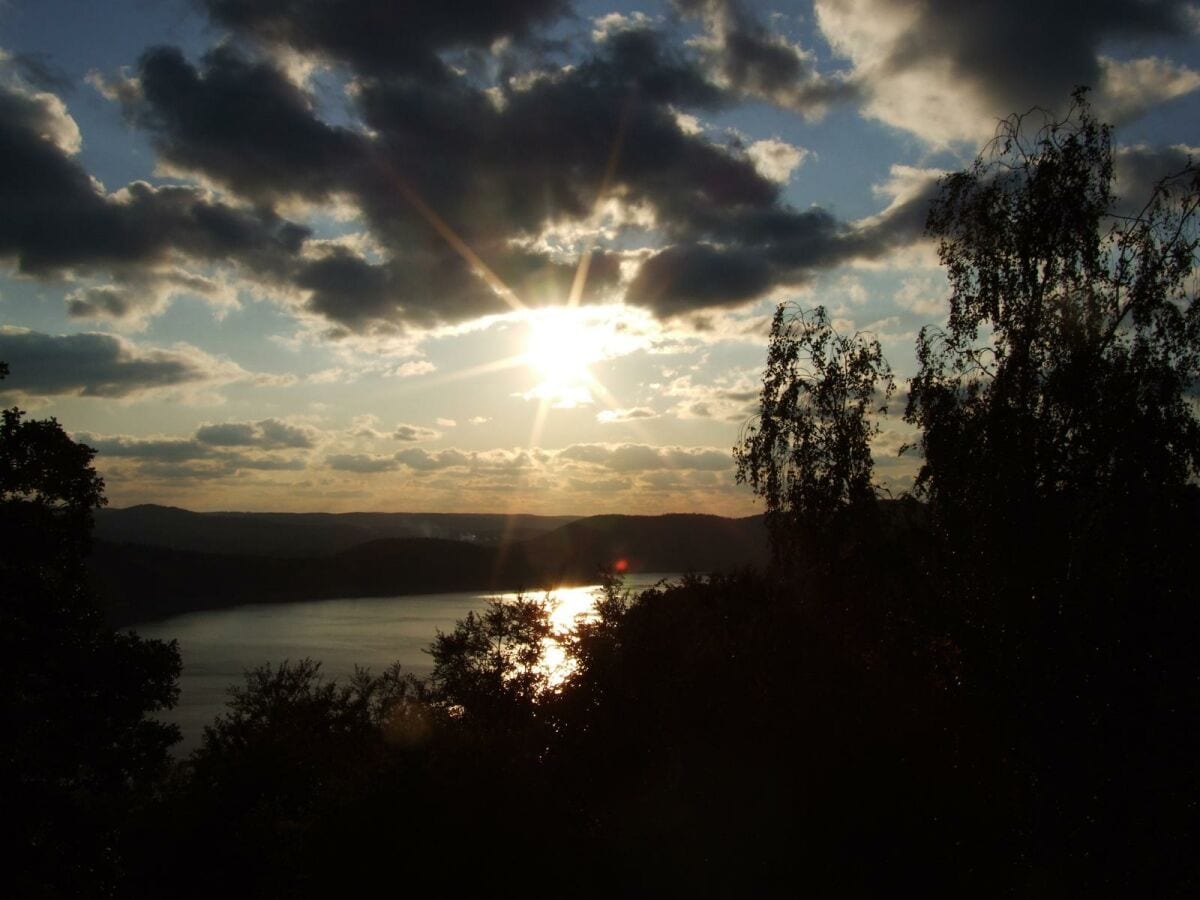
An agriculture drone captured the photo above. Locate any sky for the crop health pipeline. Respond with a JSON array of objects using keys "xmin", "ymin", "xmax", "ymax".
[{"xmin": 1, "ymin": 0, "xmax": 1198, "ymax": 515}]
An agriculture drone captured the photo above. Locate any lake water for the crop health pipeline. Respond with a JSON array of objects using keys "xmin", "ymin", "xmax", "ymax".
[{"xmin": 132, "ymin": 574, "xmax": 676, "ymax": 753}]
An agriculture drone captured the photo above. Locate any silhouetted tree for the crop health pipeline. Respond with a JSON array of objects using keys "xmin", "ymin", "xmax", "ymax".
[
  {"xmin": 734, "ymin": 304, "xmax": 894, "ymax": 567},
  {"xmin": 428, "ymin": 592, "xmax": 553, "ymax": 727},
  {"xmin": 905, "ymin": 91, "xmax": 1200, "ymax": 890},
  {"xmin": 1, "ymin": 364, "xmax": 182, "ymax": 896},
  {"xmin": 908, "ymin": 88, "xmax": 1200, "ymax": 608}
]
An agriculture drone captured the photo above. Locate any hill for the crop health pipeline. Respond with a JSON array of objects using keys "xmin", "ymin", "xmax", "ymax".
[
  {"xmin": 94, "ymin": 505, "xmax": 580, "ymax": 558},
  {"xmin": 90, "ymin": 511, "xmax": 768, "ymax": 625}
]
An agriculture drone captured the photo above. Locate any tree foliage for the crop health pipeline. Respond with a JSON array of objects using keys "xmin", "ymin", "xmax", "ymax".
[
  {"xmin": 734, "ymin": 304, "xmax": 894, "ymax": 561},
  {"xmin": 1, "ymin": 368, "xmax": 182, "ymax": 895},
  {"xmin": 428, "ymin": 593, "xmax": 553, "ymax": 725},
  {"xmin": 907, "ymin": 89, "xmax": 1200, "ymax": 603}
]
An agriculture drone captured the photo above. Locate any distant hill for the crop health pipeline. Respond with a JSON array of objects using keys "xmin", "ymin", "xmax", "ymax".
[
  {"xmin": 90, "ymin": 511, "xmax": 768, "ymax": 625},
  {"xmin": 94, "ymin": 505, "xmax": 581, "ymax": 558}
]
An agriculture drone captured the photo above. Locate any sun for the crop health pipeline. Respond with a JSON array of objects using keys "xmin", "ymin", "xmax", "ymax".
[{"xmin": 524, "ymin": 308, "xmax": 602, "ymax": 407}]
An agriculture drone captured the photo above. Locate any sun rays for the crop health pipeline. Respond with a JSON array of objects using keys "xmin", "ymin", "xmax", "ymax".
[{"xmin": 383, "ymin": 115, "xmax": 644, "ymax": 454}]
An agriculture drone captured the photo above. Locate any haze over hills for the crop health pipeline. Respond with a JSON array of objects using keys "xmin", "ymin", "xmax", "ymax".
[{"xmin": 90, "ymin": 506, "xmax": 769, "ymax": 625}]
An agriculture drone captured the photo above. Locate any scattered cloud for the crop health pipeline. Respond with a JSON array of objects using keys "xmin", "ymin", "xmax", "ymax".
[
  {"xmin": 0, "ymin": 328, "xmax": 249, "ymax": 399},
  {"xmin": 392, "ymin": 423, "xmax": 440, "ymax": 442},
  {"xmin": 597, "ymin": 407, "xmax": 658, "ymax": 424}
]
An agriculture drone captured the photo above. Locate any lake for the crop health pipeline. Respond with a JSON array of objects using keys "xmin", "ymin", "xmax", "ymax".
[{"xmin": 132, "ymin": 573, "xmax": 676, "ymax": 752}]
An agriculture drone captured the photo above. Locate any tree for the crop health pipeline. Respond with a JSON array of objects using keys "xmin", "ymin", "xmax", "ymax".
[
  {"xmin": 906, "ymin": 89, "xmax": 1200, "ymax": 604},
  {"xmin": 0, "ymin": 365, "xmax": 182, "ymax": 895},
  {"xmin": 902, "ymin": 91, "xmax": 1200, "ymax": 889},
  {"xmin": 734, "ymin": 304, "xmax": 894, "ymax": 564},
  {"xmin": 427, "ymin": 593, "xmax": 553, "ymax": 727}
]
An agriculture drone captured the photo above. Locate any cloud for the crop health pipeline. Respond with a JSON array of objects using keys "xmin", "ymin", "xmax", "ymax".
[
  {"xmin": 66, "ymin": 268, "xmax": 238, "ymax": 325},
  {"xmin": 108, "ymin": 24, "xmax": 917, "ymax": 324},
  {"xmin": 746, "ymin": 137, "xmax": 809, "ymax": 183},
  {"xmin": 0, "ymin": 81, "xmax": 309, "ymax": 280},
  {"xmin": 196, "ymin": 418, "xmax": 316, "ymax": 448},
  {"xmin": 82, "ymin": 430, "xmax": 312, "ymax": 478},
  {"xmin": 392, "ymin": 423, "xmax": 440, "ymax": 442},
  {"xmin": 127, "ymin": 45, "xmax": 367, "ymax": 205},
  {"xmin": 325, "ymin": 453, "xmax": 400, "ymax": 473},
  {"xmin": 0, "ymin": 3, "xmax": 947, "ymax": 332},
  {"xmin": 676, "ymin": 0, "xmax": 857, "ymax": 116},
  {"xmin": 557, "ymin": 442, "xmax": 733, "ymax": 472},
  {"xmin": 81, "ymin": 435, "xmax": 212, "ymax": 462},
  {"xmin": 202, "ymin": 0, "xmax": 569, "ymax": 79},
  {"xmin": 1113, "ymin": 143, "xmax": 1200, "ymax": 216},
  {"xmin": 596, "ymin": 407, "xmax": 657, "ymax": 423},
  {"xmin": 1099, "ymin": 56, "xmax": 1200, "ymax": 125},
  {"xmin": 395, "ymin": 447, "xmax": 472, "ymax": 471},
  {"xmin": 814, "ymin": 0, "xmax": 1200, "ymax": 145},
  {"xmin": 0, "ymin": 328, "xmax": 247, "ymax": 398}
]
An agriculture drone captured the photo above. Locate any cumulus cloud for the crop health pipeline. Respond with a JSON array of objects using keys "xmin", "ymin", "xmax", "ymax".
[
  {"xmin": 596, "ymin": 407, "xmax": 658, "ymax": 423},
  {"xmin": 392, "ymin": 423, "xmax": 440, "ymax": 442},
  {"xmin": 746, "ymin": 137, "xmax": 809, "ymax": 183},
  {"xmin": 82, "ymin": 435, "xmax": 212, "ymax": 462},
  {"xmin": 557, "ymin": 442, "xmax": 733, "ymax": 472},
  {"xmin": 395, "ymin": 448, "xmax": 472, "ymax": 471},
  {"xmin": 8, "ymin": 0, "xmax": 1194, "ymax": 342},
  {"xmin": 326, "ymin": 453, "xmax": 400, "ymax": 473},
  {"xmin": 0, "ymin": 328, "xmax": 248, "ymax": 398},
  {"xmin": 102, "ymin": 20, "xmax": 932, "ymax": 326},
  {"xmin": 196, "ymin": 418, "xmax": 316, "ymax": 448},
  {"xmin": 0, "ymin": 81, "xmax": 309, "ymax": 280},
  {"xmin": 84, "ymin": 430, "xmax": 312, "ymax": 478},
  {"xmin": 66, "ymin": 268, "xmax": 238, "ymax": 325},
  {"xmin": 676, "ymin": 0, "xmax": 856, "ymax": 115},
  {"xmin": 201, "ymin": 0, "xmax": 568, "ymax": 79},
  {"xmin": 814, "ymin": 0, "xmax": 1200, "ymax": 145}
]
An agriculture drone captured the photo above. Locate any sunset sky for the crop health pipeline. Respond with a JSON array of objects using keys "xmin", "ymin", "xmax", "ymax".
[{"xmin": 2, "ymin": 0, "xmax": 1198, "ymax": 514}]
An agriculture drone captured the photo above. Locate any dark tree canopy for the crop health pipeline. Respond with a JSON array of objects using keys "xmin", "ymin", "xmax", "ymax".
[
  {"xmin": 1, "ymin": 366, "xmax": 181, "ymax": 896},
  {"xmin": 734, "ymin": 304, "xmax": 894, "ymax": 563},
  {"xmin": 906, "ymin": 89, "xmax": 1200, "ymax": 604},
  {"xmin": 729, "ymin": 95, "xmax": 1200, "ymax": 888}
]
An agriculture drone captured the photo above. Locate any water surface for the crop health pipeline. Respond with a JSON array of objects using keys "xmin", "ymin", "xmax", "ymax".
[{"xmin": 134, "ymin": 574, "xmax": 674, "ymax": 752}]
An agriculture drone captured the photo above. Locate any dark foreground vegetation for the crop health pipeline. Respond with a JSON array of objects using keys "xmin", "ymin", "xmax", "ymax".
[{"xmin": 4, "ymin": 95, "xmax": 1199, "ymax": 896}]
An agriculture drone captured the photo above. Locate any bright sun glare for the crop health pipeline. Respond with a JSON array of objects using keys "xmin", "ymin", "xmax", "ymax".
[{"xmin": 524, "ymin": 309, "xmax": 602, "ymax": 407}]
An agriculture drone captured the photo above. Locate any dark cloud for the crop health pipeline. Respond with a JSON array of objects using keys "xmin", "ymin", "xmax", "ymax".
[
  {"xmin": 0, "ymin": 83, "xmax": 309, "ymax": 279},
  {"xmin": 818, "ymin": 0, "xmax": 1199, "ymax": 141},
  {"xmin": 883, "ymin": 0, "xmax": 1191, "ymax": 112},
  {"xmin": 129, "ymin": 45, "xmax": 366, "ymax": 203},
  {"xmin": 202, "ymin": 0, "xmax": 569, "ymax": 79},
  {"xmin": 627, "ymin": 244, "xmax": 774, "ymax": 315},
  {"xmin": 626, "ymin": 170, "xmax": 941, "ymax": 317},
  {"xmin": 94, "ymin": 15, "xmax": 944, "ymax": 324},
  {"xmin": 674, "ymin": 0, "xmax": 856, "ymax": 113},
  {"xmin": 1114, "ymin": 144, "xmax": 1200, "ymax": 216},
  {"xmin": 82, "ymin": 435, "xmax": 212, "ymax": 462},
  {"xmin": 0, "ymin": 329, "xmax": 239, "ymax": 397},
  {"xmin": 196, "ymin": 418, "xmax": 315, "ymax": 448}
]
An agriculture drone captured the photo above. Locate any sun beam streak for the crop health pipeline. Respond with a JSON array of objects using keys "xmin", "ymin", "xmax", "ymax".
[
  {"xmin": 566, "ymin": 95, "xmax": 631, "ymax": 310},
  {"xmin": 383, "ymin": 167, "xmax": 528, "ymax": 314}
]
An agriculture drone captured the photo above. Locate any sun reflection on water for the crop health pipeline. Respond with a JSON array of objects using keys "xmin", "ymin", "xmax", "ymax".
[{"xmin": 490, "ymin": 583, "xmax": 605, "ymax": 686}]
